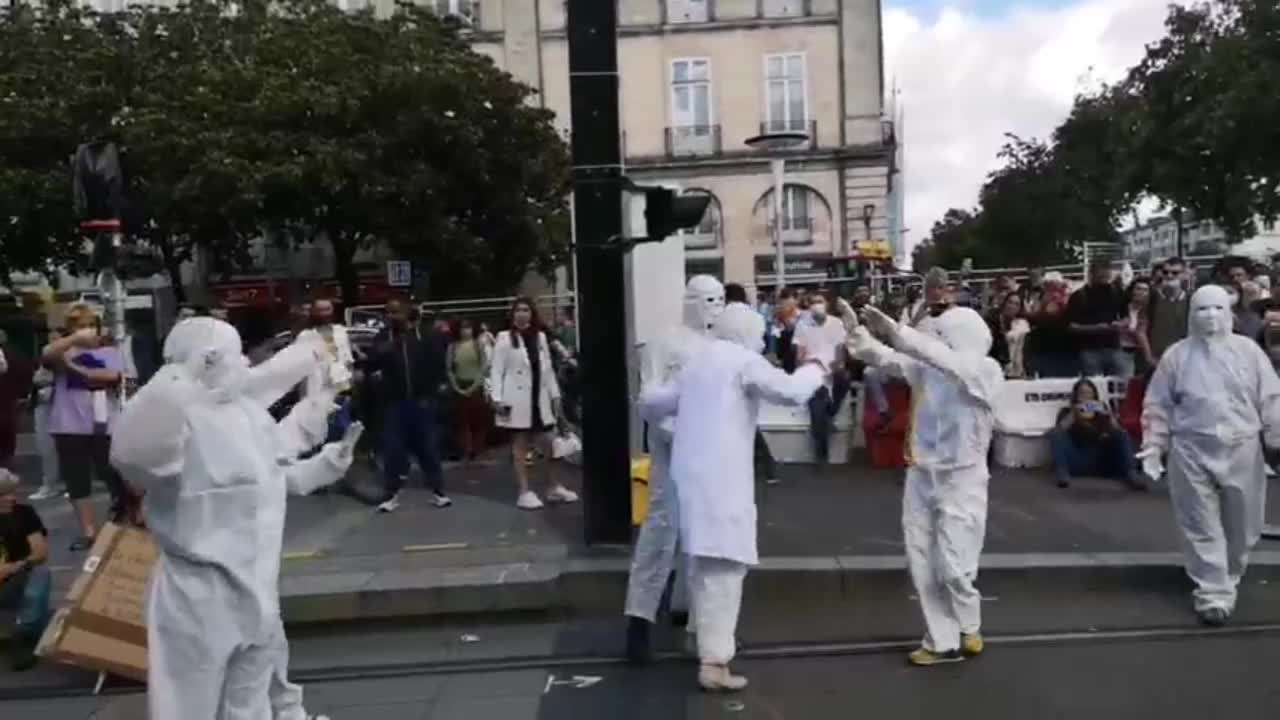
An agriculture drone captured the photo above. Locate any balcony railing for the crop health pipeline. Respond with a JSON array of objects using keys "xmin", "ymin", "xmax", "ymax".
[
  {"xmin": 665, "ymin": 125, "xmax": 723, "ymax": 158},
  {"xmin": 758, "ymin": 119, "xmax": 819, "ymax": 149},
  {"xmin": 779, "ymin": 217, "xmax": 815, "ymax": 245},
  {"xmin": 667, "ymin": 0, "xmax": 713, "ymax": 24}
]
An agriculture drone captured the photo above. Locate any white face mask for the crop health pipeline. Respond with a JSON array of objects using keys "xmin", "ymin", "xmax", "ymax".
[
  {"xmin": 810, "ymin": 302, "xmax": 827, "ymax": 320},
  {"xmin": 1189, "ymin": 286, "xmax": 1233, "ymax": 338}
]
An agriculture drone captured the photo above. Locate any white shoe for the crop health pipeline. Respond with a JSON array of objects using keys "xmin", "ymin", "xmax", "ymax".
[
  {"xmin": 698, "ymin": 664, "xmax": 748, "ymax": 692},
  {"xmin": 28, "ymin": 487, "xmax": 60, "ymax": 501},
  {"xmin": 517, "ymin": 491, "xmax": 545, "ymax": 510},
  {"xmin": 546, "ymin": 485, "xmax": 579, "ymax": 504},
  {"xmin": 431, "ymin": 492, "xmax": 453, "ymax": 508},
  {"xmin": 377, "ymin": 493, "xmax": 402, "ymax": 513},
  {"xmin": 1267, "ymin": 465, "xmax": 1277, "ymax": 478}
]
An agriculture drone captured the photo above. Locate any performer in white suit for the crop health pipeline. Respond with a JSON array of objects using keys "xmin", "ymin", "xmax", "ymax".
[
  {"xmin": 1139, "ymin": 284, "xmax": 1280, "ymax": 626},
  {"xmin": 111, "ymin": 319, "xmax": 360, "ymax": 720},
  {"xmin": 847, "ymin": 301, "xmax": 1004, "ymax": 667},
  {"xmin": 624, "ymin": 275, "xmax": 724, "ymax": 664},
  {"xmin": 639, "ymin": 303, "xmax": 836, "ymax": 691}
]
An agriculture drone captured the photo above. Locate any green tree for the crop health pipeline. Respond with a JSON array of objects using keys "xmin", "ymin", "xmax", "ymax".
[{"xmin": 911, "ymin": 208, "xmax": 981, "ymax": 273}]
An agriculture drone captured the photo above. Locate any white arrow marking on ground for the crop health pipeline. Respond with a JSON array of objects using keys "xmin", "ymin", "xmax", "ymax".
[{"xmin": 543, "ymin": 674, "xmax": 603, "ymax": 694}]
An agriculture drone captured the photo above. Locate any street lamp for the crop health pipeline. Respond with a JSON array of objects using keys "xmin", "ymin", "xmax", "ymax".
[{"xmin": 745, "ymin": 130, "xmax": 809, "ymax": 292}]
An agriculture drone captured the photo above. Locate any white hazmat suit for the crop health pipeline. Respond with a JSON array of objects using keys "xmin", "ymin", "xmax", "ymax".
[
  {"xmin": 111, "ymin": 319, "xmax": 358, "ymax": 720},
  {"xmin": 624, "ymin": 276, "xmax": 724, "ymax": 662},
  {"xmin": 848, "ymin": 303, "xmax": 1003, "ymax": 664},
  {"xmin": 1140, "ymin": 285, "xmax": 1280, "ymax": 623},
  {"xmin": 639, "ymin": 303, "xmax": 834, "ymax": 690}
]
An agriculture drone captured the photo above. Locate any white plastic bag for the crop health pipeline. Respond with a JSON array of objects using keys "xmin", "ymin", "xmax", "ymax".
[{"xmin": 552, "ymin": 431, "xmax": 582, "ymax": 463}]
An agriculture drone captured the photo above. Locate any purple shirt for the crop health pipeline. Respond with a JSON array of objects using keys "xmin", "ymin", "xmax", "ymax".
[{"xmin": 47, "ymin": 346, "xmax": 123, "ymax": 436}]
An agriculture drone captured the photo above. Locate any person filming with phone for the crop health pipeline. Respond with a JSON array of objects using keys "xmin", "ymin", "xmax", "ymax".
[{"xmin": 1049, "ymin": 378, "xmax": 1144, "ymax": 491}]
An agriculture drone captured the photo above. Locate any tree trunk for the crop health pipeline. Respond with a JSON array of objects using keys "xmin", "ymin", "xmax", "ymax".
[
  {"xmin": 331, "ymin": 232, "xmax": 359, "ymax": 310},
  {"xmin": 155, "ymin": 234, "xmax": 187, "ymax": 304}
]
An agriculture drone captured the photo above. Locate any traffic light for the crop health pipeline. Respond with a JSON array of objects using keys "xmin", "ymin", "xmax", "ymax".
[{"xmin": 641, "ymin": 186, "xmax": 711, "ymax": 244}]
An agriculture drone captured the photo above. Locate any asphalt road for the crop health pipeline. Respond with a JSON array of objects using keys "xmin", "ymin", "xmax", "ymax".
[{"xmin": 8, "ymin": 628, "xmax": 1279, "ymax": 719}]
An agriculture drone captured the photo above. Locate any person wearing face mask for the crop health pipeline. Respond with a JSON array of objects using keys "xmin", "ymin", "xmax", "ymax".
[
  {"xmin": 639, "ymin": 303, "xmax": 838, "ymax": 691},
  {"xmin": 848, "ymin": 301, "xmax": 1005, "ymax": 666},
  {"xmin": 1146, "ymin": 257, "xmax": 1191, "ymax": 366},
  {"xmin": 111, "ymin": 318, "xmax": 361, "ymax": 720},
  {"xmin": 624, "ymin": 275, "xmax": 725, "ymax": 665},
  {"xmin": 1138, "ymin": 285, "xmax": 1280, "ymax": 627},
  {"xmin": 794, "ymin": 291, "xmax": 849, "ymax": 464}
]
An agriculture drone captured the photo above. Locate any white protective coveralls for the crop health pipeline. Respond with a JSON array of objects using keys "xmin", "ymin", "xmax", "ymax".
[
  {"xmin": 639, "ymin": 304, "xmax": 832, "ymax": 676},
  {"xmin": 111, "ymin": 318, "xmax": 357, "ymax": 720},
  {"xmin": 624, "ymin": 275, "xmax": 725, "ymax": 623},
  {"xmin": 1140, "ymin": 285, "xmax": 1280, "ymax": 614},
  {"xmin": 848, "ymin": 304, "xmax": 1004, "ymax": 654}
]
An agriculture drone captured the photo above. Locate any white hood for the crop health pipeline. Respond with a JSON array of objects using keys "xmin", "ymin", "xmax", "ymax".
[
  {"xmin": 712, "ymin": 303, "xmax": 765, "ymax": 354},
  {"xmin": 162, "ymin": 318, "xmax": 249, "ymax": 403},
  {"xmin": 683, "ymin": 274, "xmax": 726, "ymax": 334},
  {"xmin": 929, "ymin": 306, "xmax": 993, "ymax": 358}
]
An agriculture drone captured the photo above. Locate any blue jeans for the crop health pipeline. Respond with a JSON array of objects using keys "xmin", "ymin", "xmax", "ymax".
[
  {"xmin": 1049, "ymin": 428, "xmax": 1135, "ymax": 481},
  {"xmin": 0, "ymin": 565, "xmax": 52, "ymax": 642},
  {"xmin": 383, "ymin": 398, "xmax": 444, "ymax": 496},
  {"xmin": 1080, "ymin": 348, "xmax": 1130, "ymax": 378},
  {"xmin": 807, "ymin": 372, "xmax": 851, "ymax": 463}
]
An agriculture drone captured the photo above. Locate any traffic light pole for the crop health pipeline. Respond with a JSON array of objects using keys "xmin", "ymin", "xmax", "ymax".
[{"xmin": 567, "ymin": 0, "xmax": 631, "ymax": 545}]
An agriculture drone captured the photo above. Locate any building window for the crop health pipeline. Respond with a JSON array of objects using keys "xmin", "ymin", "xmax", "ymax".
[
  {"xmin": 762, "ymin": 0, "xmax": 808, "ymax": 19},
  {"xmin": 680, "ymin": 192, "xmax": 720, "ymax": 252},
  {"xmin": 433, "ymin": 0, "xmax": 477, "ymax": 22},
  {"xmin": 668, "ymin": 0, "xmax": 709, "ymax": 23},
  {"xmin": 780, "ymin": 186, "xmax": 811, "ymax": 232},
  {"xmin": 671, "ymin": 58, "xmax": 714, "ymax": 148},
  {"xmin": 764, "ymin": 53, "xmax": 807, "ymax": 133}
]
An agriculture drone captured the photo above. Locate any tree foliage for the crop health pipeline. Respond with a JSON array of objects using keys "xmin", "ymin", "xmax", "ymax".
[
  {"xmin": 0, "ymin": 0, "xmax": 570, "ymax": 302},
  {"xmin": 919, "ymin": 0, "xmax": 1280, "ymax": 270}
]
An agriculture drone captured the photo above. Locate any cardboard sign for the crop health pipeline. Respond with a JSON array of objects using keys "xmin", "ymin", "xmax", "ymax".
[{"xmin": 37, "ymin": 523, "xmax": 157, "ymax": 682}]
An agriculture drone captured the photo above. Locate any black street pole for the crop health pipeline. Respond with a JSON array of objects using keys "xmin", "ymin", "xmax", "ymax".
[{"xmin": 567, "ymin": 0, "xmax": 631, "ymax": 545}]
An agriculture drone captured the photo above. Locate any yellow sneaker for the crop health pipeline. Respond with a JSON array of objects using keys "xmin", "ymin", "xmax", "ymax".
[
  {"xmin": 908, "ymin": 647, "xmax": 965, "ymax": 666},
  {"xmin": 961, "ymin": 632, "xmax": 984, "ymax": 657}
]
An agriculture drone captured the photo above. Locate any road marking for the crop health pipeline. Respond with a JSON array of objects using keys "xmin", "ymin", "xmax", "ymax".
[
  {"xmin": 283, "ymin": 551, "xmax": 321, "ymax": 561},
  {"xmin": 543, "ymin": 674, "xmax": 602, "ymax": 694},
  {"xmin": 402, "ymin": 543, "xmax": 469, "ymax": 553}
]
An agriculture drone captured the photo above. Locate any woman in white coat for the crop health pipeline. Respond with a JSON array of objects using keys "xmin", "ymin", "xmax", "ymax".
[{"xmin": 488, "ymin": 298, "xmax": 580, "ymax": 510}]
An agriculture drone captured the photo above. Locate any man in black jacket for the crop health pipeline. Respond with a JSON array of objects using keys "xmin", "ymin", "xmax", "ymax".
[{"xmin": 371, "ymin": 299, "xmax": 451, "ymax": 512}]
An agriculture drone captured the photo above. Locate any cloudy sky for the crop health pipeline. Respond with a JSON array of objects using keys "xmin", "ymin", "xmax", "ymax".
[{"xmin": 883, "ymin": 0, "xmax": 1178, "ymax": 251}]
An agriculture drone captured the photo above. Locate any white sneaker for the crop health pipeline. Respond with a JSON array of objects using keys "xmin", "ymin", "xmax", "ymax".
[
  {"xmin": 517, "ymin": 491, "xmax": 545, "ymax": 510},
  {"xmin": 546, "ymin": 485, "xmax": 579, "ymax": 504},
  {"xmin": 377, "ymin": 493, "xmax": 402, "ymax": 513},
  {"xmin": 1267, "ymin": 465, "xmax": 1277, "ymax": 478},
  {"xmin": 431, "ymin": 492, "xmax": 453, "ymax": 508},
  {"xmin": 28, "ymin": 487, "xmax": 60, "ymax": 501},
  {"xmin": 698, "ymin": 664, "xmax": 748, "ymax": 692}
]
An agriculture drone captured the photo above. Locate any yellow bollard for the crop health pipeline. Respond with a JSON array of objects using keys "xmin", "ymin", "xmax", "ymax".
[{"xmin": 631, "ymin": 456, "xmax": 651, "ymax": 527}]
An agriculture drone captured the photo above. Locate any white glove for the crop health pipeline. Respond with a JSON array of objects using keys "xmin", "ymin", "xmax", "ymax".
[
  {"xmin": 337, "ymin": 421, "xmax": 364, "ymax": 462},
  {"xmin": 861, "ymin": 305, "xmax": 900, "ymax": 342},
  {"xmin": 1135, "ymin": 446, "xmax": 1165, "ymax": 482},
  {"xmin": 835, "ymin": 298, "xmax": 861, "ymax": 336},
  {"xmin": 845, "ymin": 326, "xmax": 877, "ymax": 359}
]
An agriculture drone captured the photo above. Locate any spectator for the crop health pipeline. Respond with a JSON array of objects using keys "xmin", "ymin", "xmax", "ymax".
[
  {"xmin": 1020, "ymin": 267, "xmax": 1046, "ymax": 314},
  {"xmin": 1049, "ymin": 379, "xmax": 1143, "ymax": 490},
  {"xmin": 1121, "ymin": 278, "xmax": 1157, "ymax": 376},
  {"xmin": 370, "ymin": 298, "xmax": 450, "ymax": 513},
  {"xmin": 850, "ymin": 284, "xmax": 872, "ymax": 311},
  {"xmin": 556, "ymin": 308, "xmax": 578, "ymax": 355},
  {"xmin": 986, "ymin": 292, "xmax": 1030, "ymax": 378},
  {"xmin": 478, "ymin": 322, "xmax": 496, "ymax": 354},
  {"xmin": 448, "ymin": 319, "xmax": 491, "ymax": 463},
  {"xmin": 209, "ymin": 301, "xmax": 230, "ymax": 322},
  {"xmin": 0, "ymin": 470, "xmax": 52, "ymax": 671},
  {"xmin": 1234, "ymin": 281, "xmax": 1265, "ymax": 340},
  {"xmin": 297, "ymin": 298, "xmax": 356, "ymax": 441},
  {"xmin": 772, "ymin": 289, "xmax": 801, "ymax": 373},
  {"xmin": 488, "ymin": 298, "xmax": 579, "ymax": 510},
  {"xmin": 0, "ymin": 330, "xmax": 12, "ymax": 468},
  {"xmin": 794, "ymin": 291, "xmax": 849, "ymax": 464},
  {"xmin": 42, "ymin": 304, "xmax": 134, "ymax": 550},
  {"xmin": 1026, "ymin": 274, "xmax": 1077, "ymax": 378},
  {"xmin": 1147, "ymin": 257, "xmax": 1191, "ymax": 365},
  {"xmin": 1068, "ymin": 263, "xmax": 1129, "ymax": 377},
  {"xmin": 27, "ymin": 332, "xmax": 62, "ymax": 501}
]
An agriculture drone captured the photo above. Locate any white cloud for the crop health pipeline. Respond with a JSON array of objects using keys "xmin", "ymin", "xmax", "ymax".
[{"xmin": 885, "ymin": 1, "xmax": 1175, "ymax": 254}]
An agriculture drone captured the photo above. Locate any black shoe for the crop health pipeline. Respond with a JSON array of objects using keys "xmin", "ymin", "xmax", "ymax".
[
  {"xmin": 625, "ymin": 617, "xmax": 653, "ymax": 665},
  {"xmin": 1125, "ymin": 475, "xmax": 1149, "ymax": 491},
  {"xmin": 1055, "ymin": 475, "xmax": 1071, "ymax": 489},
  {"xmin": 670, "ymin": 610, "xmax": 690, "ymax": 628},
  {"xmin": 1197, "ymin": 607, "xmax": 1229, "ymax": 627},
  {"xmin": 69, "ymin": 536, "xmax": 95, "ymax": 552},
  {"xmin": 10, "ymin": 638, "xmax": 37, "ymax": 672}
]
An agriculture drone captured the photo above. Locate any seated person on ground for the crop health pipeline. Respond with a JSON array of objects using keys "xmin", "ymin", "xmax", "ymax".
[
  {"xmin": 0, "ymin": 469, "xmax": 53, "ymax": 671},
  {"xmin": 1049, "ymin": 378, "xmax": 1144, "ymax": 491}
]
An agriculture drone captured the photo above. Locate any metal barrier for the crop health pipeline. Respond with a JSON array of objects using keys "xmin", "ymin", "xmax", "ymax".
[{"xmin": 344, "ymin": 293, "xmax": 576, "ymax": 328}]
